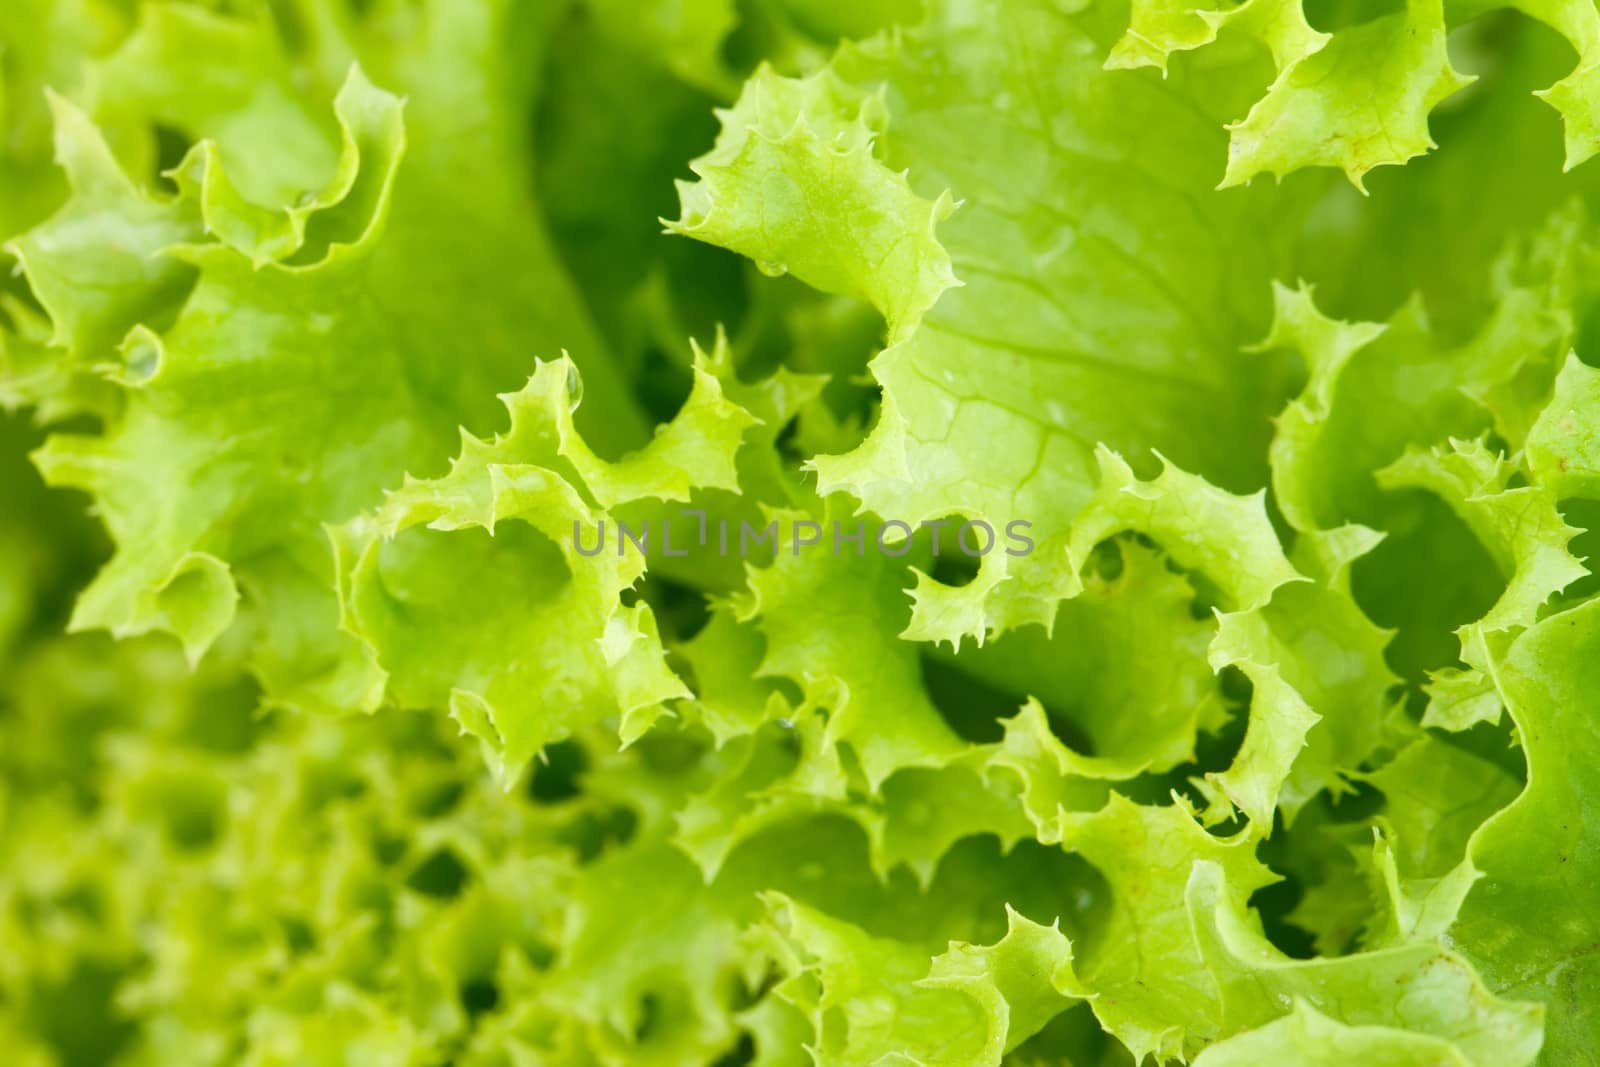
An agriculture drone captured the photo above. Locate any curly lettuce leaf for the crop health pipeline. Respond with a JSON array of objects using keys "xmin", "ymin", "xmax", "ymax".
[
  {"xmin": 673, "ymin": 0, "xmax": 1320, "ymax": 644},
  {"xmin": 1453, "ymin": 595, "xmax": 1600, "ymax": 1057},
  {"xmin": 4, "ymin": 0, "xmax": 1595, "ymax": 1064},
  {"xmin": 331, "ymin": 353, "xmax": 755, "ymax": 781}
]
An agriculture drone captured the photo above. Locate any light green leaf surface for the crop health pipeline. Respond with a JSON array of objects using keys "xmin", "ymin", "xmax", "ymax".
[
  {"xmin": 4, "ymin": 0, "xmax": 1596, "ymax": 1064},
  {"xmin": 1454, "ymin": 596, "xmax": 1600, "ymax": 1057}
]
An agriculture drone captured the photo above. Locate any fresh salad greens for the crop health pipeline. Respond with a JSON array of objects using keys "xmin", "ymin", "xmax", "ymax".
[{"xmin": 3, "ymin": 0, "xmax": 1599, "ymax": 1063}]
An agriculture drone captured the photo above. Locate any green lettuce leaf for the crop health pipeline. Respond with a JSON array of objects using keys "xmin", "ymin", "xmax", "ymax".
[{"xmin": 6, "ymin": 0, "xmax": 1599, "ymax": 1064}]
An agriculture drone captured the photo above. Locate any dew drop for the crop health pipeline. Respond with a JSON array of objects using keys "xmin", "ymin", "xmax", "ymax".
[
  {"xmin": 123, "ymin": 340, "xmax": 161, "ymax": 383},
  {"xmin": 756, "ymin": 260, "xmax": 788, "ymax": 277}
]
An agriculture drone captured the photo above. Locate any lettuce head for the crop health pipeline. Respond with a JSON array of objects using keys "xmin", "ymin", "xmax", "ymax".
[{"xmin": 2, "ymin": 0, "xmax": 1598, "ymax": 1064}]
